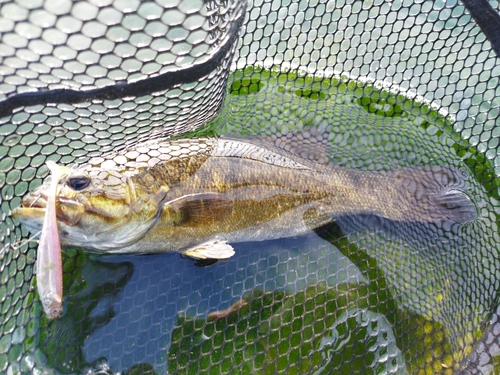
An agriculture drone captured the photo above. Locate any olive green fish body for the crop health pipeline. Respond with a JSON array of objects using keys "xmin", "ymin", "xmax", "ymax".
[
  {"xmin": 107, "ymin": 138, "xmax": 389, "ymax": 252},
  {"xmin": 12, "ymin": 137, "xmax": 477, "ymax": 257}
]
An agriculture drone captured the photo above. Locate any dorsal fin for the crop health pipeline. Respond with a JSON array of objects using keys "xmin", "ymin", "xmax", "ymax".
[{"xmin": 214, "ymin": 137, "xmax": 313, "ymax": 170}]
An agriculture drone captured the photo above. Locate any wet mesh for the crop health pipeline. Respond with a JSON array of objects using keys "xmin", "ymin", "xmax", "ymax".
[{"xmin": 0, "ymin": 0, "xmax": 500, "ymax": 374}]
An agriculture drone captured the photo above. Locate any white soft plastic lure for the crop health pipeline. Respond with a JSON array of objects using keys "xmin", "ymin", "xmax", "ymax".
[{"xmin": 37, "ymin": 161, "xmax": 64, "ymax": 319}]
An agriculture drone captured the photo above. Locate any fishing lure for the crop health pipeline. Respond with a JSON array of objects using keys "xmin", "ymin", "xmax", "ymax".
[{"xmin": 36, "ymin": 161, "xmax": 64, "ymax": 319}]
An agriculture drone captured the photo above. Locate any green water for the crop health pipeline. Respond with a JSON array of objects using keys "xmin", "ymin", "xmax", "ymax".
[
  {"xmin": 171, "ymin": 67, "xmax": 500, "ymax": 374},
  {"xmin": 10, "ymin": 68, "xmax": 500, "ymax": 375}
]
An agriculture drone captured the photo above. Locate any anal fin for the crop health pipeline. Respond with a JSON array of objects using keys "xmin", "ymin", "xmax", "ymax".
[{"xmin": 181, "ymin": 239, "xmax": 235, "ymax": 260}]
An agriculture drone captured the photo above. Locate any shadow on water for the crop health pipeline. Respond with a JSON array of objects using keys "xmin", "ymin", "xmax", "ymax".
[{"xmin": 80, "ymin": 232, "xmax": 353, "ymax": 374}]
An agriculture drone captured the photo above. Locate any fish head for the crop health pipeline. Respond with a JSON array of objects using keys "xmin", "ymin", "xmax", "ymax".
[{"xmin": 12, "ymin": 164, "xmax": 167, "ymax": 251}]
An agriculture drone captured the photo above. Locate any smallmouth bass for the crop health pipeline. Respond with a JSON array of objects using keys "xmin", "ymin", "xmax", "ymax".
[{"xmin": 12, "ymin": 137, "xmax": 477, "ymax": 260}]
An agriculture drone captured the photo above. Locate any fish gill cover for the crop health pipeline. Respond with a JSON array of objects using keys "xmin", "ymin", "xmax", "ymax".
[{"xmin": 0, "ymin": 0, "xmax": 500, "ymax": 374}]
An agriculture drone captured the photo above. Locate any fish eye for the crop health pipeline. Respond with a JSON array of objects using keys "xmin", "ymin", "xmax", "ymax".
[{"xmin": 67, "ymin": 176, "xmax": 90, "ymax": 191}]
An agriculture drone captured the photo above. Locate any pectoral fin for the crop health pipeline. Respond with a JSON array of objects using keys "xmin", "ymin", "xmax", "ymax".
[
  {"xmin": 173, "ymin": 193, "xmax": 233, "ymax": 227},
  {"xmin": 181, "ymin": 239, "xmax": 235, "ymax": 260}
]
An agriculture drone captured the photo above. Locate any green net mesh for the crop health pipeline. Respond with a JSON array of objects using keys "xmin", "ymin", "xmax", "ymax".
[{"xmin": 1, "ymin": 0, "xmax": 500, "ymax": 374}]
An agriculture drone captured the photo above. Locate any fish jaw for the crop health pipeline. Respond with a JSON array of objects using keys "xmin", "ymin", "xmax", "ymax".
[
  {"xmin": 12, "ymin": 190, "xmax": 87, "ymax": 238},
  {"xmin": 12, "ymin": 204, "xmax": 87, "ymax": 248},
  {"xmin": 11, "ymin": 206, "xmax": 45, "ymax": 235},
  {"xmin": 12, "ymin": 204, "xmax": 125, "ymax": 252},
  {"xmin": 14, "ymin": 190, "xmax": 86, "ymax": 222}
]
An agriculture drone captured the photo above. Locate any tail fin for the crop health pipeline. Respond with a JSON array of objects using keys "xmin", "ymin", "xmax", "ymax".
[
  {"xmin": 384, "ymin": 166, "xmax": 477, "ymax": 224},
  {"xmin": 429, "ymin": 188, "xmax": 477, "ymax": 223}
]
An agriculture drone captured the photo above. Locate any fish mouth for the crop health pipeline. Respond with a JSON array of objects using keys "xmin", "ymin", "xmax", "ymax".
[
  {"xmin": 11, "ymin": 205, "xmax": 45, "ymax": 234},
  {"xmin": 14, "ymin": 193, "xmax": 85, "ymax": 228},
  {"xmin": 22, "ymin": 194, "xmax": 48, "ymax": 210},
  {"xmin": 11, "ymin": 194, "xmax": 48, "ymax": 224}
]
